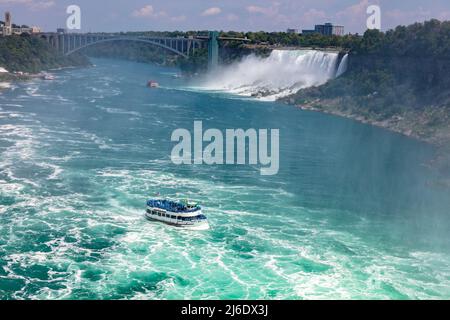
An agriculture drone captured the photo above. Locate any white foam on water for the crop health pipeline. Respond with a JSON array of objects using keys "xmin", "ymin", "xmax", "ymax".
[
  {"xmin": 3, "ymin": 160, "xmax": 450, "ymax": 299},
  {"xmin": 26, "ymin": 86, "xmax": 45, "ymax": 97},
  {"xmin": 37, "ymin": 162, "xmax": 64, "ymax": 180},
  {"xmin": 1, "ymin": 59, "xmax": 449, "ymax": 300},
  {"xmin": 97, "ymin": 106, "xmax": 141, "ymax": 117},
  {"xmin": 0, "ymin": 82, "xmax": 11, "ymax": 90},
  {"xmin": 0, "ymin": 103, "xmax": 24, "ymax": 108},
  {"xmin": 78, "ymin": 131, "xmax": 114, "ymax": 150}
]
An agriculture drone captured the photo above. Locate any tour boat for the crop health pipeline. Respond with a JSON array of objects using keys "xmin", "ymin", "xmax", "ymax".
[
  {"xmin": 145, "ymin": 199, "xmax": 210, "ymax": 230},
  {"xmin": 147, "ymin": 80, "xmax": 159, "ymax": 88}
]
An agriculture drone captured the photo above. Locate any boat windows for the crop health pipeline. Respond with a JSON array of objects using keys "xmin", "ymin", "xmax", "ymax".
[{"xmin": 178, "ymin": 215, "xmax": 207, "ymax": 222}]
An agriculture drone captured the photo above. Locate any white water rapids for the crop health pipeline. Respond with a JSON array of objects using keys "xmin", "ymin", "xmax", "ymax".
[{"xmin": 201, "ymin": 49, "xmax": 346, "ymax": 101}]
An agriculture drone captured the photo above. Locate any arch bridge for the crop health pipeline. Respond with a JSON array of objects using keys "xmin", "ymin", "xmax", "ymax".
[{"xmin": 40, "ymin": 31, "xmax": 249, "ymax": 69}]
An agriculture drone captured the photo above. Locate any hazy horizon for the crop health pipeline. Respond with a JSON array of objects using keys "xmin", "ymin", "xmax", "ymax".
[{"xmin": 1, "ymin": 0, "xmax": 450, "ymax": 34}]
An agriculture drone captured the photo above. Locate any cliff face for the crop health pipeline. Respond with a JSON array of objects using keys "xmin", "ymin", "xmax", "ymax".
[{"xmin": 282, "ymin": 53, "xmax": 450, "ymax": 147}]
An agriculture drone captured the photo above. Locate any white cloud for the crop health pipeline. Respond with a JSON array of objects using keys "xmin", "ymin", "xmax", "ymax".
[
  {"xmin": 246, "ymin": 3, "xmax": 289, "ymax": 25},
  {"xmin": 336, "ymin": 0, "xmax": 370, "ymax": 21},
  {"xmin": 201, "ymin": 7, "xmax": 221, "ymax": 17},
  {"xmin": 246, "ymin": 5, "xmax": 273, "ymax": 15},
  {"xmin": 335, "ymin": 0, "xmax": 370, "ymax": 32},
  {"xmin": 132, "ymin": 5, "xmax": 154, "ymax": 17},
  {"xmin": 0, "ymin": 0, "xmax": 32, "ymax": 3},
  {"xmin": 386, "ymin": 7, "xmax": 431, "ymax": 22},
  {"xmin": 132, "ymin": 5, "xmax": 166, "ymax": 18},
  {"xmin": 30, "ymin": 1, "xmax": 54, "ymax": 10},
  {"xmin": 0, "ymin": 0, "xmax": 54, "ymax": 10}
]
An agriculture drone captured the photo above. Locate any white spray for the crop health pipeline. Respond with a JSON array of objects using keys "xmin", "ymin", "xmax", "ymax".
[{"xmin": 200, "ymin": 49, "xmax": 342, "ymax": 101}]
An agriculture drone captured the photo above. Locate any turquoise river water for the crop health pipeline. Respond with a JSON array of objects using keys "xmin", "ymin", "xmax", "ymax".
[{"xmin": 0, "ymin": 58, "xmax": 449, "ymax": 299}]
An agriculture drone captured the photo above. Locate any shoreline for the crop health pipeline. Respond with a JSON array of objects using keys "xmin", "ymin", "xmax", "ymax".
[
  {"xmin": 0, "ymin": 64, "xmax": 93, "ymax": 93},
  {"xmin": 295, "ymin": 104, "xmax": 427, "ymax": 143},
  {"xmin": 292, "ymin": 103, "xmax": 450, "ymax": 148},
  {"xmin": 0, "ymin": 72, "xmax": 43, "ymax": 94},
  {"xmin": 292, "ymin": 103, "xmax": 450, "ymax": 178}
]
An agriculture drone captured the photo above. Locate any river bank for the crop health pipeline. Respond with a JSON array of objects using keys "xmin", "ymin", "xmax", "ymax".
[
  {"xmin": 0, "ymin": 72, "xmax": 46, "ymax": 94},
  {"xmin": 289, "ymin": 100, "xmax": 450, "ymax": 147},
  {"xmin": 0, "ymin": 64, "xmax": 94, "ymax": 95},
  {"xmin": 281, "ymin": 98, "xmax": 450, "ymax": 183},
  {"xmin": 0, "ymin": 72, "xmax": 28, "ymax": 92}
]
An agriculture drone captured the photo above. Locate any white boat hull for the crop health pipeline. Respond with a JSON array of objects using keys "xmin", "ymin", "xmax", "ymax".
[{"xmin": 145, "ymin": 207, "xmax": 210, "ymax": 230}]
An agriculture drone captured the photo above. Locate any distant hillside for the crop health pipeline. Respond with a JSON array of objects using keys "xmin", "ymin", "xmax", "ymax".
[
  {"xmin": 81, "ymin": 40, "xmax": 179, "ymax": 66},
  {"xmin": 0, "ymin": 34, "xmax": 90, "ymax": 74}
]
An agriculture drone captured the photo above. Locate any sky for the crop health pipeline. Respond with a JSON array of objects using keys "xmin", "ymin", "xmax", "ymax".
[{"xmin": 1, "ymin": 0, "xmax": 450, "ymax": 33}]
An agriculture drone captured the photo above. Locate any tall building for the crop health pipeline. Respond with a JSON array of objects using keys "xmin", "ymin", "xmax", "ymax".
[
  {"xmin": 1, "ymin": 11, "xmax": 41, "ymax": 36},
  {"xmin": 3, "ymin": 11, "xmax": 12, "ymax": 36},
  {"xmin": 314, "ymin": 23, "xmax": 328, "ymax": 35},
  {"xmin": 315, "ymin": 23, "xmax": 344, "ymax": 36},
  {"xmin": 5, "ymin": 11, "xmax": 11, "ymax": 27},
  {"xmin": 331, "ymin": 25, "xmax": 345, "ymax": 36},
  {"xmin": 302, "ymin": 23, "xmax": 344, "ymax": 36}
]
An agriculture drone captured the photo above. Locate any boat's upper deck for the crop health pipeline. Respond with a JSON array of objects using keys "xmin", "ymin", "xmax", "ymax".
[{"xmin": 147, "ymin": 199, "xmax": 201, "ymax": 213}]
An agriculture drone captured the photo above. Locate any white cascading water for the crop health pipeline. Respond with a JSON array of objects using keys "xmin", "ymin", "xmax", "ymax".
[
  {"xmin": 200, "ymin": 49, "xmax": 341, "ymax": 101},
  {"xmin": 336, "ymin": 53, "xmax": 349, "ymax": 78}
]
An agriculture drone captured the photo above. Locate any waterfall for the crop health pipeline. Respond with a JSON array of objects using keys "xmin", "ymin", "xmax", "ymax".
[
  {"xmin": 200, "ymin": 49, "xmax": 340, "ymax": 101},
  {"xmin": 335, "ymin": 53, "xmax": 349, "ymax": 78}
]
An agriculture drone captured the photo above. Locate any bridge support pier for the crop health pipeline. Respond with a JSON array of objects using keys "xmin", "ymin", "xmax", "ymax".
[{"xmin": 208, "ymin": 31, "xmax": 219, "ymax": 71}]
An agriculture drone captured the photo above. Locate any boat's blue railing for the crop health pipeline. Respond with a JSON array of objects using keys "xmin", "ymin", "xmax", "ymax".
[{"xmin": 147, "ymin": 199, "xmax": 201, "ymax": 213}]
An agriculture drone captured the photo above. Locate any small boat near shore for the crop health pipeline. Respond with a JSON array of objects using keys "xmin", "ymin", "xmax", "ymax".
[
  {"xmin": 145, "ymin": 199, "xmax": 209, "ymax": 230},
  {"xmin": 42, "ymin": 73, "xmax": 55, "ymax": 80},
  {"xmin": 147, "ymin": 80, "xmax": 159, "ymax": 88}
]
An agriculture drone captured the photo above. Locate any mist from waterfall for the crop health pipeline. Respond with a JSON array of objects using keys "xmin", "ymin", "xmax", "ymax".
[{"xmin": 200, "ymin": 49, "xmax": 341, "ymax": 101}]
